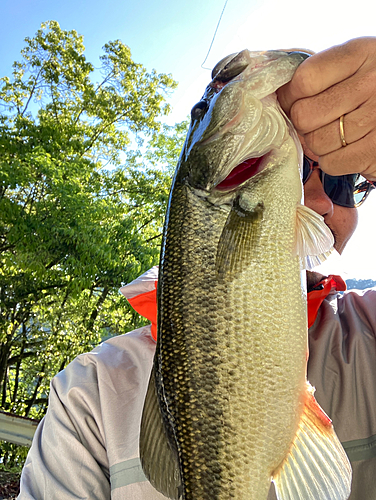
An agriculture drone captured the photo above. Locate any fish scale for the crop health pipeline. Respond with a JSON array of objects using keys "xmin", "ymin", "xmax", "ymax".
[
  {"xmin": 160, "ymin": 187, "xmax": 231, "ymax": 499},
  {"xmin": 155, "ymin": 152, "xmax": 305, "ymax": 498},
  {"xmin": 140, "ymin": 49, "xmax": 352, "ymax": 500}
]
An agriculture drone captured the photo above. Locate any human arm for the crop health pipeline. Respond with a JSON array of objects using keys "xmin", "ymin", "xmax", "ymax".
[
  {"xmin": 277, "ymin": 37, "xmax": 376, "ymax": 182},
  {"xmin": 18, "ymin": 356, "xmax": 111, "ymax": 499},
  {"xmin": 19, "ymin": 268, "xmax": 162, "ymax": 500}
]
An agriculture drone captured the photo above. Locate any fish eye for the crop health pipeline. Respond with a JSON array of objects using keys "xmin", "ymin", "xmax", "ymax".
[
  {"xmin": 191, "ymin": 100, "xmax": 208, "ymax": 121},
  {"xmin": 211, "ymin": 52, "xmax": 238, "ymax": 79}
]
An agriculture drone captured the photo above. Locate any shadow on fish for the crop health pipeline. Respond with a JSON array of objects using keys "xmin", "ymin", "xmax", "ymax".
[{"xmin": 140, "ymin": 49, "xmax": 352, "ymax": 500}]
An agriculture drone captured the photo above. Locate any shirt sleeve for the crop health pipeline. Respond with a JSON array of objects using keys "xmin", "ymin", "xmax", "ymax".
[{"xmin": 18, "ymin": 353, "xmax": 111, "ymax": 500}]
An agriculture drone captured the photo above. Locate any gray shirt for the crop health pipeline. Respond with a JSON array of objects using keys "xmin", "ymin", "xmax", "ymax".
[{"xmin": 18, "ymin": 287, "xmax": 376, "ymax": 499}]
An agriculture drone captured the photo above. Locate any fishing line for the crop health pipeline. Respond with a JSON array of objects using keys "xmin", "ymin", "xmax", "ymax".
[{"xmin": 201, "ymin": 0, "xmax": 229, "ymax": 70}]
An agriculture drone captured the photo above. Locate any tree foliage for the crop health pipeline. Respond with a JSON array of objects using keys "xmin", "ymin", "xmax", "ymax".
[{"xmin": 0, "ymin": 19, "xmax": 188, "ymax": 444}]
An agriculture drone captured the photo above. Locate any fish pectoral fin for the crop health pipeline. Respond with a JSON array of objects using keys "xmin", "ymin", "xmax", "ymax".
[
  {"xmin": 216, "ymin": 200, "xmax": 264, "ymax": 277},
  {"xmin": 139, "ymin": 364, "xmax": 182, "ymax": 499},
  {"xmin": 295, "ymin": 204, "xmax": 334, "ymax": 270},
  {"xmin": 272, "ymin": 383, "xmax": 352, "ymax": 500}
]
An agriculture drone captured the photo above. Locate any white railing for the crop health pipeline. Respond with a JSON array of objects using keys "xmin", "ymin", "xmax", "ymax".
[{"xmin": 0, "ymin": 411, "xmax": 39, "ymax": 446}]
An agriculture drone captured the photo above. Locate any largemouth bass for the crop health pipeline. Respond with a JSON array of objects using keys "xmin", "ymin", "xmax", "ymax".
[{"xmin": 140, "ymin": 50, "xmax": 352, "ymax": 500}]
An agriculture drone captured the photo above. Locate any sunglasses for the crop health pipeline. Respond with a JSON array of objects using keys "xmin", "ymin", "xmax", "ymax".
[{"xmin": 303, "ymin": 155, "xmax": 375, "ymax": 208}]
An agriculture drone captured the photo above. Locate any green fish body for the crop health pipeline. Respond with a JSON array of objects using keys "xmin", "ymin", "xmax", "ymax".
[{"xmin": 140, "ymin": 50, "xmax": 352, "ymax": 500}]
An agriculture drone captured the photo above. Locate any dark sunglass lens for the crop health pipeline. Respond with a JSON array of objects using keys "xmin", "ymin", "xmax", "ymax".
[
  {"xmin": 323, "ymin": 174, "xmax": 358, "ymax": 207},
  {"xmin": 302, "ymin": 156, "xmax": 310, "ymax": 184}
]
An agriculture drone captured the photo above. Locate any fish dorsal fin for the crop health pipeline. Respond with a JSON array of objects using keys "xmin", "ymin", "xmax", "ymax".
[
  {"xmin": 139, "ymin": 365, "xmax": 182, "ymax": 499},
  {"xmin": 272, "ymin": 383, "xmax": 352, "ymax": 500},
  {"xmin": 295, "ymin": 204, "xmax": 334, "ymax": 270},
  {"xmin": 216, "ymin": 200, "xmax": 264, "ymax": 277}
]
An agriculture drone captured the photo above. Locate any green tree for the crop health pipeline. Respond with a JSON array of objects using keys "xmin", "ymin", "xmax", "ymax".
[{"xmin": 0, "ymin": 19, "xmax": 187, "ymax": 439}]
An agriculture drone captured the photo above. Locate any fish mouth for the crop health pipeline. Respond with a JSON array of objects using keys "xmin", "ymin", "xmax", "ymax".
[{"xmin": 215, "ymin": 156, "xmax": 266, "ymax": 191}]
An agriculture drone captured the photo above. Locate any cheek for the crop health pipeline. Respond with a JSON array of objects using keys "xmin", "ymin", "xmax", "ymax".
[{"xmin": 332, "ymin": 206, "xmax": 358, "ymax": 253}]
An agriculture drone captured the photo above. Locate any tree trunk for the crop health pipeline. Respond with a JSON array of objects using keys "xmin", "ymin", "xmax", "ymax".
[
  {"xmin": 0, "ymin": 342, "xmax": 11, "ymax": 403},
  {"xmin": 24, "ymin": 363, "xmax": 45, "ymax": 417}
]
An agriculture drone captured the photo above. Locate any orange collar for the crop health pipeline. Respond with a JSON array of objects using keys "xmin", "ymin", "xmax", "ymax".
[
  {"xmin": 126, "ymin": 281, "xmax": 158, "ymax": 341},
  {"xmin": 307, "ymin": 275, "xmax": 346, "ymax": 328}
]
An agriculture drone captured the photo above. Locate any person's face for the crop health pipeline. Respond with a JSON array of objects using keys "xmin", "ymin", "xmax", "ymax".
[{"xmin": 300, "ymin": 138, "xmax": 358, "ymax": 254}]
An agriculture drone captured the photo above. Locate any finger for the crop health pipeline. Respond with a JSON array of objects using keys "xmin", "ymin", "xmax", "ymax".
[
  {"xmin": 319, "ymin": 130, "xmax": 376, "ymax": 181},
  {"xmin": 277, "ymin": 38, "xmax": 373, "ymax": 114},
  {"xmin": 304, "ymin": 99, "xmax": 376, "ymax": 155},
  {"xmin": 289, "ymin": 66, "xmax": 376, "ymax": 134}
]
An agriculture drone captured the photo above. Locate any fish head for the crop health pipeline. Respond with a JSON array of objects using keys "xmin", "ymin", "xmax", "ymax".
[{"xmin": 177, "ymin": 49, "xmax": 310, "ymax": 203}]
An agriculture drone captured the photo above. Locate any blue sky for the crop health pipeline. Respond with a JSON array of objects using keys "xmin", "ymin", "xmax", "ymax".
[
  {"xmin": 0, "ymin": 0, "xmax": 249, "ymax": 92},
  {"xmin": 1, "ymin": 0, "xmax": 375, "ymax": 278},
  {"xmin": 1, "ymin": 0, "xmax": 374, "ymax": 124}
]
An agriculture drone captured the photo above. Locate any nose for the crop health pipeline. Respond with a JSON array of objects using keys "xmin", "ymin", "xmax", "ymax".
[{"xmin": 303, "ymin": 169, "xmax": 334, "ymax": 219}]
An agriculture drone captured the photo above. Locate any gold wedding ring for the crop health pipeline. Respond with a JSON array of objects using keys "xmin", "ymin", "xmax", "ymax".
[{"xmin": 339, "ymin": 115, "xmax": 347, "ymax": 147}]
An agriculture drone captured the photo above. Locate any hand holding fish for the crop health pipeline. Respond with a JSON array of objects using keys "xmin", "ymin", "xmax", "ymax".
[{"xmin": 277, "ymin": 37, "xmax": 376, "ymax": 182}]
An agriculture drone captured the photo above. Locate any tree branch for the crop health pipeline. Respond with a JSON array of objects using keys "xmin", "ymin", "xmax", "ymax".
[
  {"xmin": 7, "ymin": 350, "xmax": 37, "ymax": 367},
  {"xmin": 11, "ymin": 337, "xmax": 25, "ymax": 402},
  {"xmin": 21, "ymin": 64, "xmax": 45, "ymax": 117},
  {"xmin": 24, "ymin": 363, "xmax": 45, "ymax": 417},
  {"xmin": 1, "ymin": 366, "xmax": 8, "ymax": 407},
  {"xmin": 145, "ymin": 233, "xmax": 163, "ymax": 243},
  {"xmin": 86, "ymin": 286, "xmax": 109, "ymax": 331}
]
